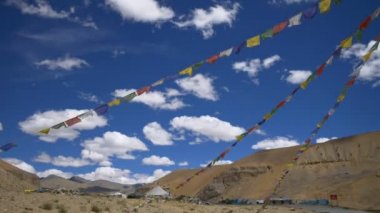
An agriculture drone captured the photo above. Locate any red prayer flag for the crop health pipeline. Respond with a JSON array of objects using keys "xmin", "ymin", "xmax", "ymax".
[
  {"xmin": 276, "ymin": 100, "xmax": 286, "ymax": 109},
  {"xmin": 207, "ymin": 54, "xmax": 219, "ymax": 64},
  {"xmin": 136, "ymin": 86, "xmax": 151, "ymax": 95},
  {"xmin": 273, "ymin": 21, "xmax": 288, "ymax": 35},
  {"xmin": 316, "ymin": 64, "xmax": 326, "ymax": 76},
  {"xmin": 359, "ymin": 16, "xmax": 371, "ymax": 30},
  {"xmin": 346, "ymin": 78, "xmax": 356, "ymax": 87},
  {"xmin": 330, "ymin": 194, "xmax": 338, "ymax": 200},
  {"xmin": 64, "ymin": 117, "xmax": 81, "ymax": 127}
]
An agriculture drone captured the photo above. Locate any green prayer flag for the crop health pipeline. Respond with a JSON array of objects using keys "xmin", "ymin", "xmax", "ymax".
[
  {"xmin": 354, "ymin": 30, "xmax": 362, "ymax": 41},
  {"xmin": 261, "ymin": 29, "xmax": 273, "ymax": 40}
]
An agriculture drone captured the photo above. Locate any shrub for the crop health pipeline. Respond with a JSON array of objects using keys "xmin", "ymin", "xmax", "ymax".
[{"xmin": 40, "ymin": 202, "xmax": 53, "ymax": 210}]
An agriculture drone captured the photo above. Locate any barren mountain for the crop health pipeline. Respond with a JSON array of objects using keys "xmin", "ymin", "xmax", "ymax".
[
  {"xmin": 0, "ymin": 159, "xmax": 39, "ymax": 191},
  {"xmin": 156, "ymin": 131, "xmax": 380, "ymax": 211}
]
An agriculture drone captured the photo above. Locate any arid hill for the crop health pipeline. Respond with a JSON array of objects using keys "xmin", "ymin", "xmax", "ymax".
[
  {"xmin": 0, "ymin": 159, "xmax": 39, "ymax": 191},
  {"xmin": 156, "ymin": 131, "xmax": 380, "ymax": 211}
]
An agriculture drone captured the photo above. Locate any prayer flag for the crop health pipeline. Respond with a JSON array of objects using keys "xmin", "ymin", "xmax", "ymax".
[
  {"xmin": 291, "ymin": 86, "xmax": 301, "ymax": 95},
  {"xmin": 288, "ymin": 13, "xmax": 302, "ymax": 27},
  {"xmin": 258, "ymin": 119, "xmax": 266, "ymax": 126},
  {"xmin": 316, "ymin": 64, "xmax": 326, "ymax": 76},
  {"xmin": 247, "ymin": 35, "xmax": 260, "ymax": 48},
  {"xmin": 65, "ymin": 116, "xmax": 81, "ymax": 127},
  {"xmin": 287, "ymin": 163, "xmax": 294, "ymax": 168},
  {"xmin": 354, "ymin": 30, "xmax": 362, "ymax": 42},
  {"xmin": 236, "ymin": 132, "xmax": 247, "ymax": 142},
  {"xmin": 78, "ymin": 111, "xmax": 93, "ymax": 120},
  {"xmin": 300, "ymin": 74, "xmax": 315, "ymax": 89},
  {"xmin": 333, "ymin": 0, "xmax": 342, "ymax": 5},
  {"xmin": 0, "ymin": 143, "xmax": 17, "ymax": 152},
  {"xmin": 337, "ymin": 93, "xmax": 346, "ymax": 102},
  {"xmin": 372, "ymin": 8, "xmax": 380, "ymax": 19},
  {"xmin": 152, "ymin": 79, "xmax": 164, "ymax": 87},
  {"xmin": 122, "ymin": 92, "xmax": 137, "ymax": 102},
  {"xmin": 362, "ymin": 51, "xmax": 373, "ymax": 62},
  {"xmin": 328, "ymin": 108, "xmax": 336, "ymax": 116},
  {"xmin": 219, "ymin": 48, "xmax": 233, "ymax": 57},
  {"xmin": 303, "ymin": 5, "xmax": 318, "ymax": 19},
  {"xmin": 52, "ymin": 122, "xmax": 66, "ymax": 129},
  {"xmin": 247, "ymin": 125, "xmax": 260, "ymax": 134},
  {"xmin": 370, "ymin": 41, "xmax": 379, "ymax": 52},
  {"xmin": 273, "ymin": 21, "xmax": 288, "ymax": 35},
  {"xmin": 108, "ymin": 98, "xmax": 121, "ymax": 107},
  {"xmin": 207, "ymin": 54, "xmax": 219, "ymax": 64},
  {"xmin": 341, "ymin": 37, "xmax": 353, "ymax": 48},
  {"xmin": 137, "ymin": 86, "xmax": 151, "ymax": 95},
  {"xmin": 359, "ymin": 16, "xmax": 371, "ymax": 30},
  {"xmin": 193, "ymin": 61, "xmax": 204, "ymax": 70},
  {"xmin": 39, "ymin": 128, "xmax": 50, "ymax": 134},
  {"xmin": 333, "ymin": 47, "xmax": 342, "ymax": 57},
  {"xmin": 94, "ymin": 104, "xmax": 108, "ymax": 115},
  {"xmin": 326, "ymin": 56, "xmax": 334, "ymax": 65},
  {"xmin": 319, "ymin": 0, "xmax": 331, "ymax": 13},
  {"xmin": 234, "ymin": 42, "xmax": 245, "ymax": 54},
  {"xmin": 261, "ymin": 29, "xmax": 273, "ymax": 40},
  {"xmin": 276, "ymin": 100, "xmax": 286, "ymax": 109},
  {"xmin": 179, "ymin": 67, "xmax": 193, "ymax": 76},
  {"xmin": 264, "ymin": 113, "xmax": 273, "ymax": 120}
]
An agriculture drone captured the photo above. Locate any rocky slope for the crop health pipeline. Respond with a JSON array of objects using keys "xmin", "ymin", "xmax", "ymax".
[
  {"xmin": 156, "ymin": 131, "xmax": 380, "ymax": 211},
  {"xmin": 0, "ymin": 159, "xmax": 39, "ymax": 191}
]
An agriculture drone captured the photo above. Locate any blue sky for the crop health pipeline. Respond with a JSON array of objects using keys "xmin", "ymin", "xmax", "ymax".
[{"xmin": 0, "ymin": 0, "xmax": 380, "ymax": 184}]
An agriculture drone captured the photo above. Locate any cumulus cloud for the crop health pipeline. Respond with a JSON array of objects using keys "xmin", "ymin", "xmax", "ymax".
[
  {"xmin": 285, "ymin": 70, "xmax": 312, "ymax": 84},
  {"xmin": 78, "ymin": 92, "xmax": 101, "ymax": 103},
  {"xmin": 105, "ymin": 0, "xmax": 174, "ymax": 23},
  {"xmin": 3, "ymin": 158, "xmax": 36, "ymax": 174},
  {"xmin": 113, "ymin": 88, "xmax": 186, "ymax": 110},
  {"xmin": 81, "ymin": 131, "xmax": 148, "ymax": 166},
  {"xmin": 143, "ymin": 122, "xmax": 173, "ymax": 146},
  {"xmin": 5, "ymin": 0, "xmax": 97, "ymax": 29},
  {"xmin": 316, "ymin": 137, "xmax": 337, "ymax": 144},
  {"xmin": 170, "ymin": 115, "xmax": 244, "ymax": 143},
  {"xmin": 19, "ymin": 109, "xmax": 107, "ymax": 143},
  {"xmin": 174, "ymin": 3, "xmax": 240, "ymax": 39},
  {"xmin": 142, "ymin": 155, "xmax": 175, "ymax": 166},
  {"xmin": 200, "ymin": 159, "xmax": 233, "ymax": 167},
  {"xmin": 233, "ymin": 55, "xmax": 281, "ymax": 83},
  {"xmin": 341, "ymin": 40, "xmax": 380, "ymax": 87},
  {"xmin": 37, "ymin": 169, "xmax": 73, "ymax": 178},
  {"xmin": 35, "ymin": 55, "xmax": 89, "ymax": 71},
  {"xmin": 178, "ymin": 161, "xmax": 189, "ymax": 166},
  {"xmin": 252, "ymin": 136, "xmax": 299, "ymax": 150},
  {"xmin": 175, "ymin": 74, "xmax": 218, "ymax": 101},
  {"xmin": 34, "ymin": 152, "xmax": 91, "ymax": 167},
  {"xmin": 79, "ymin": 167, "xmax": 171, "ymax": 184}
]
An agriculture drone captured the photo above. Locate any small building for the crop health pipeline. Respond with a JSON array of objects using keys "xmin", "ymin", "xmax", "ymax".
[{"xmin": 145, "ymin": 186, "xmax": 170, "ymax": 198}]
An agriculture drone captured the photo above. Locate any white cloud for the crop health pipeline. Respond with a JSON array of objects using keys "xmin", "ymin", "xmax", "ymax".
[
  {"xmin": 316, "ymin": 137, "xmax": 337, "ymax": 144},
  {"xmin": 105, "ymin": 0, "xmax": 174, "ymax": 23},
  {"xmin": 81, "ymin": 131, "xmax": 148, "ymax": 166},
  {"xmin": 252, "ymin": 136, "xmax": 299, "ymax": 150},
  {"xmin": 170, "ymin": 115, "xmax": 244, "ymax": 143},
  {"xmin": 35, "ymin": 55, "xmax": 88, "ymax": 71},
  {"xmin": 233, "ymin": 55, "xmax": 281, "ymax": 81},
  {"xmin": 34, "ymin": 152, "xmax": 91, "ymax": 167},
  {"xmin": 178, "ymin": 161, "xmax": 189, "ymax": 166},
  {"xmin": 19, "ymin": 109, "xmax": 107, "ymax": 143},
  {"xmin": 5, "ymin": 0, "xmax": 97, "ymax": 29},
  {"xmin": 285, "ymin": 70, "xmax": 312, "ymax": 84},
  {"xmin": 79, "ymin": 167, "xmax": 171, "ymax": 184},
  {"xmin": 0, "ymin": 122, "xmax": 3, "ymax": 131},
  {"xmin": 269, "ymin": 0, "xmax": 316, "ymax": 5},
  {"xmin": 78, "ymin": 92, "xmax": 101, "ymax": 103},
  {"xmin": 143, "ymin": 122, "xmax": 173, "ymax": 146},
  {"xmin": 200, "ymin": 159, "xmax": 233, "ymax": 167},
  {"xmin": 3, "ymin": 158, "xmax": 36, "ymax": 174},
  {"xmin": 341, "ymin": 41, "xmax": 380, "ymax": 86},
  {"xmin": 175, "ymin": 74, "xmax": 218, "ymax": 101},
  {"xmin": 37, "ymin": 169, "xmax": 73, "ymax": 179},
  {"xmin": 113, "ymin": 88, "xmax": 186, "ymax": 110},
  {"xmin": 174, "ymin": 3, "xmax": 240, "ymax": 39},
  {"xmin": 142, "ymin": 155, "xmax": 175, "ymax": 166}
]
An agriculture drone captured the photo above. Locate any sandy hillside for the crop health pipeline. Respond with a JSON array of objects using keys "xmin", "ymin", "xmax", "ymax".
[
  {"xmin": 0, "ymin": 159, "xmax": 39, "ymax": 191},
  {"xmin": 156, "ymin": 131, "xmax": 380, "ymax": 211}
]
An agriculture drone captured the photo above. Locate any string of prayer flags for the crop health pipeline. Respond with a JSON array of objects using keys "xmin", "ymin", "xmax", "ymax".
[
  {"xmin": 37, "ymin": 0, "xmax": 345, "ymax": 137},
  {"xmin": 259, "ymin": 38, "xmax": 380, "ymax": 213},
  {"xmin": 319, "ymin": 0, "xmax": 332, "ymax": 13},
  {"xmin": 175, "ymin": 6, "xmax": 380, "ymax": 191},
  {"xmin": 247, "ymin": 35, "xmax": 260, "ymax": 48},
  {"xmin": 0, "ymin": 143, "xmax": 17, "ymax": 152}
]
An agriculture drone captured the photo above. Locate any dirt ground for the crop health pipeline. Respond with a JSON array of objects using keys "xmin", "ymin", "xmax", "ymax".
[{"xmin": 0, "ymin": 191, "xmax": 315, "ymax": 213}]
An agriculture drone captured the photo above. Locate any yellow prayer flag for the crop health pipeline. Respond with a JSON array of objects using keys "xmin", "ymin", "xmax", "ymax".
[
  {"xmin": 300, "ymin": 80, "xmax": 309, "ymax": 89},
  {"xmin": 108, "ymin": 99, "xmax": 121, "ymax": 107},
  {"xmin": 246, "ymin": 35, "xmax": 260, "ymax": 48},
  {"xmin": 179, "ymin": 67, "xmax": 193, "ymax": 76},
  {"xmin": 263, "ymin": 113, "xmax": 272, "ymax": 120},
  {"xmin": 341, "ymin": 37, "xmax": 353, "ymax": 49},
  {"xmin": 363, "ymin": 51, "xmax": 373, "ymax": 62},
  {"xmin": 319, "ymin": 0, "xmax": 331, "ymax": 13},
  {"xmin": 337, "ymin": 94, "xmax": 346, "ymax": 102},
  {"xmin": 39, "ymin": 128, "xmax": 50, "ymax": 134},
  {"xmin": 236, "ymin": 134, "xmax": 245, "ymax": 142},
  {"xmin": 286, "ymin": 163, "xmax": 295, "ymax": 168}
]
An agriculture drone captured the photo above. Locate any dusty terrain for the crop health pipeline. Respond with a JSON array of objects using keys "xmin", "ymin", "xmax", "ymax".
[
  {"xmin": 0, "ymin": 190, "xmax": 314, "ymax": 213},
  {"xmin": 156, "ymin": 131, "xmax": 380, "ymax": 211}
]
